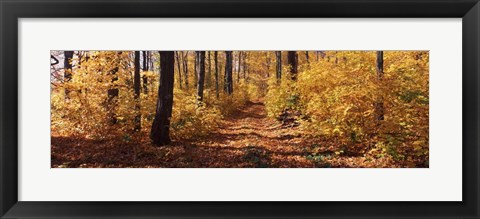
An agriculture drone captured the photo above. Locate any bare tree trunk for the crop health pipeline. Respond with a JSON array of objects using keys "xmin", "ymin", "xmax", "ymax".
[
  {"xmin": 64, "ymin": 51, "xmax": 74, "ymax": 99},
  {"xmin": 196, "ymin": 51, "xmax": 206, "ymax": 105},
  {"xmin": 275, "ymin": 51, "xmax": 282, "ymax": 82},
  {"xmin": 214, "ymin": 51, "xmax": 219, "ymax": 99},
  {"xmin": 175, "ymin": 51, "xmax": 183, "ymax": 89},
  {"xmin": 243, "ymin": 52, "xmax": 247, "ymax": 80},
  {"xmin": 134, "ymin": 51, "xmax": 141, "ymax": 131},
  {"xmin": 224, "ymin": 51, "xmax": 233, "ymax": 95},
  {"xmin": 207, "ymin": 51, "xmax": 212, "ymax": 89},
  {"xmin": 375, "ymin": 51, "xmax": 384, "ymax": 121},
  {"xmin": 150, "ymin": 51, "xmax": 175, "ymax": 146},
  {"xmin": 142, "ymin": 51, "xmax": 148, "ymax": 94},
  {"xmin": 237, "ymin": 51, "xmax": 242, "ymax": 82},
  {"xmin": 106, "ymin": 52, "xmax": 122, "ymax": 124},
  {"xmin": 194, "ymin": 52, "xmax": 198, "ymax": 85},
  {"xmin": 182, "ymin": 51, "xmax": 189, "ymax": 89},
  {"xmin": 265, "ymin": 52, "xmax": 271, "ymax": 78},
  {"xmin": 287, "ymin": 51, "xmax": 298, "ymax": 80},
  {"xmin": 305, "ymin": 51, "xmax": 310, "ymax": 64}
]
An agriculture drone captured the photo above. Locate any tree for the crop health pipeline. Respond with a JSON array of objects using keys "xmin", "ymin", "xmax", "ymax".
[
  {"xmin": 175, "ymin": 51, "xmax": 183, "ymax": 89},
  {"xmin": 214, "ymin": 51, "xmax": 219, "ymax": 98},
  {"xmin": 182, "ymin": 51, "xmax": 189, "ymax": 89},
  {"xmin": 375, "ymin": 51, "xmax": 384, "ymax": 121},
  {"xmin": 287, "ymin": 51, "xmax": 298, "ymax": 80},
  {"xmin": 305, "ymin": 51, "xmax": 310, "ymax": 64},
  {"xmin": 134, "ymin": 51, "xmax": 141, "ymax": 131},
  {"xmin": 207, "ymin": 51, "xmax": 212, "ymax": 89},
  {"xmin": 150, "ymin": 51, "xmax": 175, "ymax": 146},
  {"xmin": 275, "ymin": 51, "xmax": 282, "ymax": 81},
  {"xmin": 107, "ymin": 52, "xmax": 121, "ymax": 124},
  {"xmin": 64, "ymin": 51, "xmax": 74, "ymax": 99},
  {"xmin": 196, "ymin": 51, "xmax": 206, "ymax": 104},
  {"xmin": 237, "ymin": 51, "xmax": 242, "ymax": 81},
  {"xmin": 142, "ymin": 51, "xmax": 148, "ymax": 94},
  {"xmin": 224, "ymin": 51, "xmax": 233, "ymax": 95}
]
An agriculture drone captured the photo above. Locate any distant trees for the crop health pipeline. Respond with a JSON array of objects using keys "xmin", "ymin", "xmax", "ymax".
[
  {"xmin": 151, "ymin": 51, "xmax": 175, "ymax": 146},
  {"xmin": 224, "ymin": 51, "xmax": 233, "ymax": 95}
]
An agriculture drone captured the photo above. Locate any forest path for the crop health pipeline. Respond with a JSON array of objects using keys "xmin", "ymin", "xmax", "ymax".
[{"xmin": 173, "ymin": 99, "xmax": 315, "ymax": 167}]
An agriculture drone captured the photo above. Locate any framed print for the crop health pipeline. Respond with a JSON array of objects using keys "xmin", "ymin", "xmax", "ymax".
[{"xmin": 1, "ymin": 0, "xmax": 479, "ymax": 218}]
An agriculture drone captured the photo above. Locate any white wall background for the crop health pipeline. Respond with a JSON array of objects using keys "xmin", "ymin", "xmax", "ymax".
[{"xmin": 19, "ymin": 18, "xmax": 462, "ymax": 201}]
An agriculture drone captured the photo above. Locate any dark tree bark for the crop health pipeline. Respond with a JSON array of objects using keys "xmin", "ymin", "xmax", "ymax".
[
  {"xmin": 224, "ymin": 51, "xmax": 233, "ymax": 95},
  {"xmin": 196, "ymin": 51, "xmax": 206, "ymax": 104},
  {"xmin": 182, "ymin": 51, "xmax": 189, "ymax": 89},
  {"xmin": 175, "ymin": 51, "xmax": 183, "ymax": 89},
  {"xmin": 150, "ymin": 51, "xmax": 175, "ymax": 146},
  {"xmin": 275, "ymin": 51, "xmax": 282, "ymax": 82},
  {"xmin": 142, "ymin": 51, "xmax": 149, "ymax": 94},
  {"xmin": 375, "ymin": 51, "xmax": 384, "ymax": 121},
  {"xmin": 134, "ymin": 51, "xmax": 141, "ymax": 131},
  {"xmin": 265, "ymin": 52, "xmax": 271, "ymax": 78},
  {"xmin": 287, "ymin": 51, "xmax": 298, "ymax": 80},
  {"xmin": 207, "ymin": 51, "xmax": 212, "ymax": 89},
  {"xmin": 305, "ymin": 51, "xmax": 310, "ymax": 64},
  {"xmin": 214, "ymin": 51, "xmax": 219, "ymax": 99},
  {"xmin": 142, "ymin": 51, "xmax": 147, "ymax": 71},
  {"xmin": 64, "ymin": 51, "xmax": 74, "ymax": 99},
  {"xmin": 237, "ymin": 51, "xmax": 242, "ymax": 81}
]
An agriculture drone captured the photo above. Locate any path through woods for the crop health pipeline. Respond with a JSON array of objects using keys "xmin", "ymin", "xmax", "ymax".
[
  {"xmin": 178, "ymin": 99, "xmax": 313, "ymax": 167},
  {"xmin": 52, "ymin": 99, "xmax": 396, "ymax": 168}
]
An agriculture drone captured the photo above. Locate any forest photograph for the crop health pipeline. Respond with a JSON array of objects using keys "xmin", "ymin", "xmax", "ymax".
[{"xmin": 50, "ymin": 50, "xmax": 429, "ymax": 168}]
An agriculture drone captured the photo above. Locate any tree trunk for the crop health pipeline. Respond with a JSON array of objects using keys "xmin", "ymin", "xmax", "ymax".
[
  {"xmin": 275, "ymin": 51, "xmax": 282, "ymax": 82},
  {"xmin": 134, "ymin": 51, "xmax": 141, "ymax": 131},
  {"xmin": 224, "ymin": 51, "xmax": 233, "ymax": 95},
  {"xmin": 142, "ymin": 51, "xmax": 148, "ymax": 94},
  {"xmin": 175, "ymin": 51, "xmax": 183, "ymax": 89},
  {"xmin": 287, "ymin": 51, "xmax": 298, "ymax": 80},
  {"xmin": 214, "ymin": 51, "xmax": 219, "ymax": 99},
  {"xmin": 207, "ymin": 51, "xmax": 212, "ymax": 89},
  {"xmin": 375, "ymin": 51, "xmax": 384, "ymax": 121},
  {"xmin": 305, "ymin": 51, "xmax": 310, "ymax": 64},
  {"xmin": 107, "ymin": 52, "xmax": 121, "ymax": 124},
  {"xmin": 265, "ymin": 52, "xmax": 271, "ymax": 78},
  {"xmin": 142, "ymin": 51, "xmax": 147, "ymax": 71},
  {"xmin": 150, "ymin": 51, "xmax": 175, "ymax": 146},
  {"xmin": 64, "ymin": 51, "xmax": 74, "ymax": 99},
  {"xmin": 194, "ymin": 52, "xmax": 198, "ymax": 85},
  {"xmin": 243, "ymin": 52, "xmax": 247, "ymax": 80},
  {"xmin": 182, "ymin": 51, "xmax": 189, "ymax": 89},
  {"xmin": 237, "ymin": 51, "xmax": 242, "ymax": 81},
  {"xmin": 196, "ymin": 51, "xmax": 206, "ymax": 104}
]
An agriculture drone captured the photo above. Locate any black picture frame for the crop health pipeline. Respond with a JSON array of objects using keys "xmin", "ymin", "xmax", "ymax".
[{"xmin": 1, "ymin": 0, "xmax": 479, "ymax": 218}]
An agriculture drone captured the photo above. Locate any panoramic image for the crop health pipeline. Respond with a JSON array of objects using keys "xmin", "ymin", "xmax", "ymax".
[{"xmin": 50, "ymin": 51, "xmax": 429, "ymax": 168}]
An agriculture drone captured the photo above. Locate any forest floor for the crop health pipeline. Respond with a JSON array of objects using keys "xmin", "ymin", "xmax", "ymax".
[{"xmin": 52, "ymin": 99, "xmax": 397, "ymax": 168}]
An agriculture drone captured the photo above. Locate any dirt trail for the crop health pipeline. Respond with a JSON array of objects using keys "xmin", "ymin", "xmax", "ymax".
[{"xmin": 177, "ymin": 99, "xmax": 314, "ymax": 168}]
